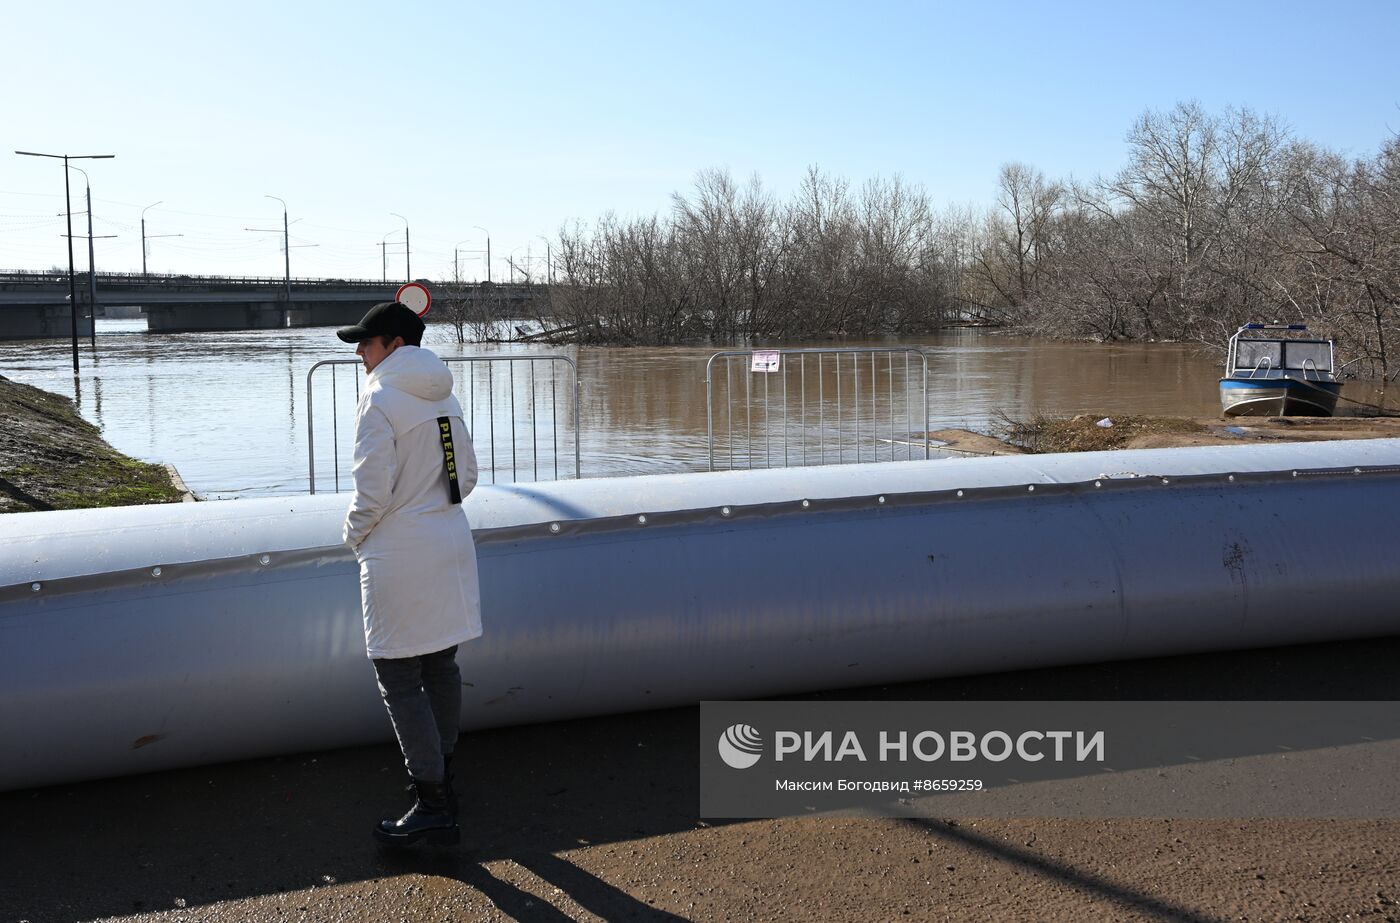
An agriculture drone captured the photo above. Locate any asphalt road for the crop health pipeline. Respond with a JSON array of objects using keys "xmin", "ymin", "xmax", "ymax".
[{"xmin": 3, "ymin": 635, "xmax": 1399, "ymax": 922}]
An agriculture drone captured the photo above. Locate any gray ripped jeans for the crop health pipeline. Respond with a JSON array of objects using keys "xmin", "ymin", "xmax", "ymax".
[{"xmin": 372, "ymin": 645, "xmax": 461, "ymax": 783}]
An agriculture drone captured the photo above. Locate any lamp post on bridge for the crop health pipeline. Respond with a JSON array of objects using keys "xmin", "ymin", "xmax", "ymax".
[
  {"xmin": 454, "ymin": 239, "xmax": 487, "ymax": 283},
  {"xmin": 245, "ymin": 196, "xmax": 299, "ymax": 303},
  {"xmin": 472, "ymin": 225, "xmax": 491, "ymax": 284},
  {"xmin": 141, "ymin": 202, "xmax": 181, "ymax": 277},
  {"xmin": 453, "ymin": 240, "xmax": 469, "ymax": 283},
  {"xmin": 267, "ymin": 196, "xmax": 290, "ymax": 302},
  {"xmin": 509, "ymin": 246, "xmax": 527, "ymax": 284},
  {"xmin": 15, "ymin": 149, "xmax": 115, "ymax": 374},
  {"xmin": 537, "ymin": 235, "xmax": 554, "ymax": 285},
  {"xmin": 380, "ymin": 231, "xmax": 396, "ymax": 283},
  {"xmin": 509, "ymin": 245, "xmax": 540, "ymax": 284},
  {"xmin": 391, "ymin": 213, "xmax": 410, "ymax": 282}
]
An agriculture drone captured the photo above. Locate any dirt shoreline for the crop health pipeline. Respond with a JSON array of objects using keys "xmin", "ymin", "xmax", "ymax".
[
  {"xmin": 3, "ymin": 636, "xmax": 1398, "ymax": 923},
  {"xmin": 0, "ymin": 376, "xmax": 187, "ymax": 513},
  {"xmin": 929, "ymin": 414, "xmax": 1400, "ymax": 458}
]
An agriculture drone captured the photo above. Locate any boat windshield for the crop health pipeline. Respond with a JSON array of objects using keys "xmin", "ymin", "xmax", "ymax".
[
  {"xmin": 1283, "ymin": 341, "xmax": 1332, "ymax": 371},
  {"xmin": 1232, "ymin": 339, "xmax": 1333, "ymax": 373},
  {"xmin": 1235, "ymin": 340, "xmax": 1281, "ymax": 371}
]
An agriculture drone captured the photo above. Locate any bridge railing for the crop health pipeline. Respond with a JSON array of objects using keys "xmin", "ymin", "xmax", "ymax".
[
  {"xmin": 306, "ymin": 354, "xmax": 581, "ymax": 494},
  {"xmin": 0, "ymin": 269, "xmax": 553, "ymax": 291},
  {"xmin": 0, "ymin": 270, "xmax": 395, "ymax": 288},
  {"xmin": 705, "ymin": 347, "xmax": 930, "ymax": 471}
]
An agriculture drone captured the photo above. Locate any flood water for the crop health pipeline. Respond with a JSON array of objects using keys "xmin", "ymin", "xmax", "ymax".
[{"xmin": 1, "ymin": 320, "xmax": 1251, "ymax": 499}]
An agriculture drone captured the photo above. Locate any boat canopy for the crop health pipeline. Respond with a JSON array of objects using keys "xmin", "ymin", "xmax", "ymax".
[{"xmin": 1226, "ymin": 324, "xmax": 1334, "ymax": 376}]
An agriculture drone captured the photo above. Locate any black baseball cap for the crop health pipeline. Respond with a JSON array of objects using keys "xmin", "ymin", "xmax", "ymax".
[{"xmin": 336, "ymin": 301, "xmax": 425, "ymax": 344}]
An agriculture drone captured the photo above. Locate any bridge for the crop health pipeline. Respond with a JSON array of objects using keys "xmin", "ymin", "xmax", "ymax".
[{"xmin": 0, "ymin": 271, "xmax": 540, "ymax": 339}]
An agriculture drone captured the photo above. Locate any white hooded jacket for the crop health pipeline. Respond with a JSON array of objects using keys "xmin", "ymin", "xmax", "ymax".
[{"xmin": 343, "ymin": 345, "xmax": 483, "ymax": 659}]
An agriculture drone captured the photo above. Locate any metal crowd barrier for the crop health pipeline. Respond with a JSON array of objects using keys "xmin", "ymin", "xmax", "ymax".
[
  {"xmin": 306, "ymin": 355, "xmax": 581, "ymax": 494},
  {"xmin": 705, "ymin": 347, "xmax": 930, "ymax": 471}
]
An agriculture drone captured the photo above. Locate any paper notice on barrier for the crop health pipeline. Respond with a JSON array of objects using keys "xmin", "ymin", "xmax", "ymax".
[{"xmin": 751, "ymin": 350, "xmax": 781, "ymax": 373}]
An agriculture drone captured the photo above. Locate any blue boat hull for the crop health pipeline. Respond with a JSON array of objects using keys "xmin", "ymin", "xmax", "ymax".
[{"xmin": 1219, "ymin": 377, "xmax": 1342, "ymax": 417}]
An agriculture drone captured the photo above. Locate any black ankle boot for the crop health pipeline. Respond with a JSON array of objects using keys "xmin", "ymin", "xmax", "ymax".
[
  {"xmin": 373, "ymin": 779, "xmax": 459, "ymax": 846},
  {"xmin": 443, "ymin": 753, "xmax": 458, "ymax": 818}
]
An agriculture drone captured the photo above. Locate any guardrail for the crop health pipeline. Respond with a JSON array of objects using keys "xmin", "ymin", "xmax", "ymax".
[
  {"xmin": 0, "ymin": 271, "xmax": 408, "ymax": 288},
  {"xmin": 306, "ymin": 354, "xmax": 581, "ymax": 494},
  {"xmin": 705, "ymin": 347, "xmax": 930, "ymax": 471},
  {"xmin": 0, "ymin": 271, "xmax": 550, "ymax": 290}
]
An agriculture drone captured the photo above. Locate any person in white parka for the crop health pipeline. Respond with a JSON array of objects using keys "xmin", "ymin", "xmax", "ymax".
[{"xmin": 337, "ymin": 301, "xmax": 482, "ymax": 847}]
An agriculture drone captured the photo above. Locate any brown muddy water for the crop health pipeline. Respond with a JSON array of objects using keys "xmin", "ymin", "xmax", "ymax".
[{"xmin": 1, "ymin": 320, "xmax": 1383, "ymax": 500}]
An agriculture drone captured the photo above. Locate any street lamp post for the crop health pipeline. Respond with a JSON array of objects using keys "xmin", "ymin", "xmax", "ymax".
[
  {"xmin": 66, "ymin": 165, "xmax": 116, "ymax": 348},
  {"xmin": 380, "ymin": 231, "xmax": 396, "ymax": 283},
  {"xmin": 267, "ymin": 195, "xmax": 290, "ymax": 302},
  {"xmin": 509, "ymin": 246, "xmax": 526, "ymax": 284},
  {"xmin": 454, "ymin": 239, "xmax": 476, "ymax": 283},
  {"xmin": 66, "ymin": 167, "xmax": 98, "ymax": 344},
  {"xmin": 472, "ymin": 225, "xmax": 491, "ymax": 283},
  {"xmin": 141, "ymin": 201, "xmax": 160, "ymax": 276},
  {"xmin": 391, "ymin": 213, "xmax": 410, "ymax": 282},
  {"xmin": 537, "ymin": 235, "xmax": 554, "ymax": 284},
  {"xmin": 139, "ymin": 202, "xmax": 180, "ymax": 276},
  {"xmin": 245, "ymin": 197, "xmax": 295, "ymax": 302},
  {"xmin": 14, "ymin": 150, "xmax": 114, "ymax": 373}
]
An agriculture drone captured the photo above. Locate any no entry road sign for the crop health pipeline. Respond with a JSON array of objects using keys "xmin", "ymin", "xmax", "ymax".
[{"xmin": 396, "ymin": 282, "xmax": 432, "ymax": 317}]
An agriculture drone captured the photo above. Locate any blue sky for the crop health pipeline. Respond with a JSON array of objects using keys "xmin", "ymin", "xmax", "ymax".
[{"xmin": 3, "ymin": 0, "xmax": 1397, "ymax": 282}]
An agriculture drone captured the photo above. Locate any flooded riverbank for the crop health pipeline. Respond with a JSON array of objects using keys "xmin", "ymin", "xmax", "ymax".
[
  {"xmin": 2, "ymin": 320, "xmax": 1386, "ymax": 500},
  {"xmin": 0, "ymin": 376, "xmax": 187, "ymax": 512}
]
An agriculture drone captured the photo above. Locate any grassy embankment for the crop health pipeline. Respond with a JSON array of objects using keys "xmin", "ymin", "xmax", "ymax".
[{"xmin": 0, "ymin": 376, "xmax": 187, "ymax": 514}]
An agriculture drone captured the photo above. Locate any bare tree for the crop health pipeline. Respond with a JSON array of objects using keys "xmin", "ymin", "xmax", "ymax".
[
  {"xmin": 1277, "ymin": 136, "xmax": 1400, "ymax": 378},
  {"xmin": 430, "ymin": 279, "xmax": 510, "ymax": 344},
  {"xmin": 532, "ymin": 105, "xmax": 1396, "ymax": 376},
  {"xmin": 971, "ymin": 163, "xmax": 1064, "ymax": 316}
]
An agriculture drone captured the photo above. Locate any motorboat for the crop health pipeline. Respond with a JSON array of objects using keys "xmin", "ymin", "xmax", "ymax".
[{"xmin": 1219, "ymin": 323, "xmax": 1342, "ymax": 417}]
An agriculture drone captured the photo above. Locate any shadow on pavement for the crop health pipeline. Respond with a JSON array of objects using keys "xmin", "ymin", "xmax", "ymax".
[
  {"xmin": 901, "ymin": 818, "xmax": 1227, "ymax": 923},
  {"xmin": 2, "ymin": 634, "xmax": 1397, "ymax": 922}
]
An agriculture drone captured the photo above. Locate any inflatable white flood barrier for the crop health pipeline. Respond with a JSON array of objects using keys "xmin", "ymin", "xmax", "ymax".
[{"xmin": 3, "ymin": 439, "xmax": 1400, "ymax": 791}]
